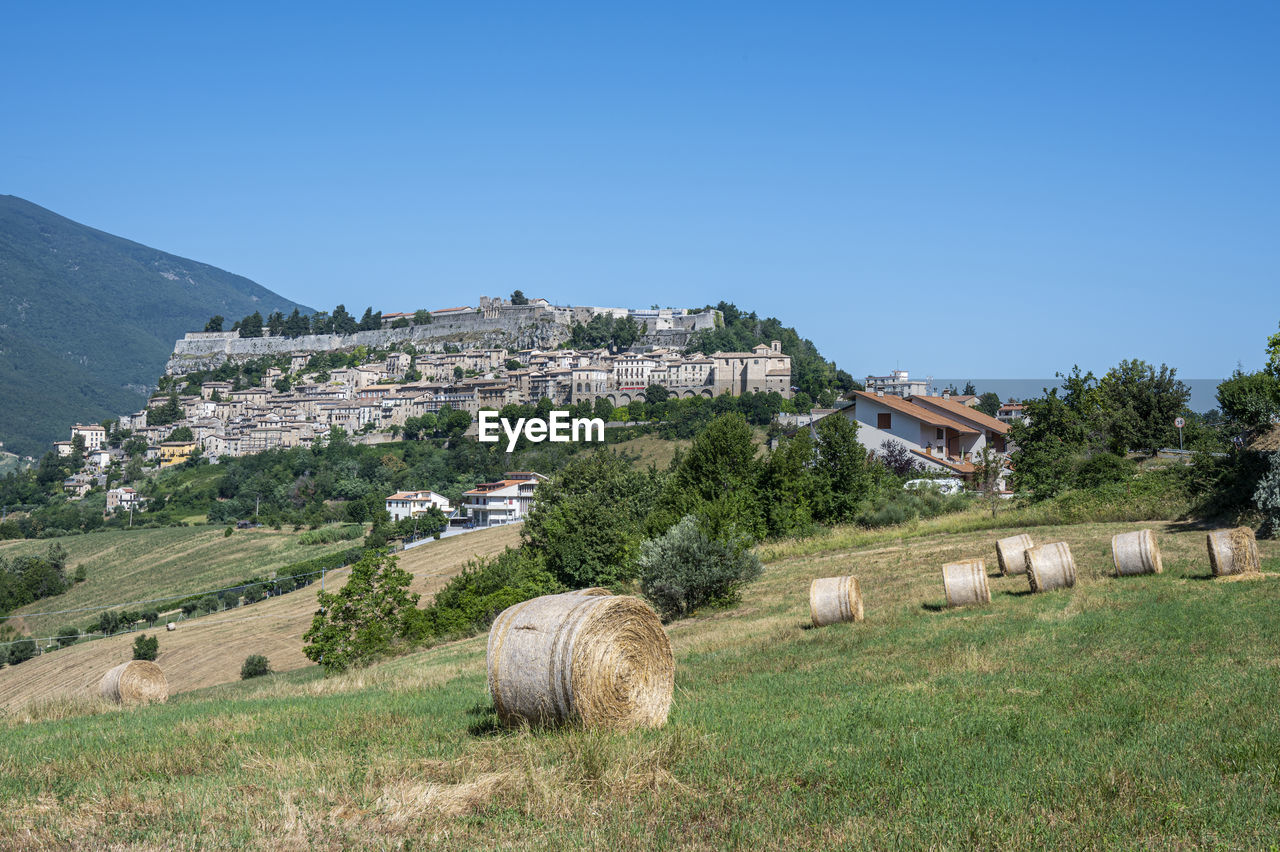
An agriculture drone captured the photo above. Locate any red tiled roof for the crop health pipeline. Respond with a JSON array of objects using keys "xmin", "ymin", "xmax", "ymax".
[
  {"xmin": 851, "ymin": 391, "xmax": 978, "ymax": 434},
  {"xmin": 909, "ymin": 395, "xmax": 1010, "ymax": 435}
]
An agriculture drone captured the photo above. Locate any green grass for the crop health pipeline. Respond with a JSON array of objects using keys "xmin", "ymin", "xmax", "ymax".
[
  {"xmin": 0, "ymin": 526, "xmax": 359, "ymax": 635},
  {"xmin": 1, "ymin": 519, "xmax": 1278, "ymax": 849}
]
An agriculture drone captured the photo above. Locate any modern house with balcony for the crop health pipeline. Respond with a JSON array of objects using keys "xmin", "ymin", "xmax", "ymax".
[{"xmin": 461, "ymin": 471, "xmax": 548, "ymax": 527}]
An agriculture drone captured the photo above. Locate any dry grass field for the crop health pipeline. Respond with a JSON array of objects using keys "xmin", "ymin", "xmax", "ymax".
[
  {"xmin": 2, "ymin": 516, "xmax": 1278, "ymax": 849},
  {"xmin": 0, "ymin": 525, "xmax": 520, "ymax": 711}
]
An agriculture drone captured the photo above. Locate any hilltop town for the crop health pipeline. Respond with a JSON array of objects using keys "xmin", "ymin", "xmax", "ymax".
[{"xmin": 52, "ymin": 297, "xmax": 793, "ymax": 480}]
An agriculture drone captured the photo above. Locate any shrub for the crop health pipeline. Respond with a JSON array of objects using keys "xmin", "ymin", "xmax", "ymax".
[
  {"xmin": 132, "ymin": 633, "xmax": 159, "ymax": 661},
  {"xmin": 422, "ymin": 546, "xmax": 561, "ymax": 640},
  {"xmin": 638, "ymin": 515, "xmax": 762, "ymax": 621},
  {"xmin": 298, "ymin": 524, "xmax": 364, "ymax": 545},
  {"xmin": 1074, "ymin": 453, "xmax": 1135, "ymax": 489},
  {"xmin": 1253, "ymin": 451, "xmax": 1280, "ymax": 534},
  {"xmin": 55, "ymin": 625, "xmax": 80, "ymax": 648},
  {"xmin": 242, "ymin": 583, "xmax": 266, "ymax": 604},
  {"xmin": 8, "ymin": 637, "xmax": 37, "ymax": 665},
  {"xmin": 240, "ymin": 654, "xmax": 271, "ymax": 679}
]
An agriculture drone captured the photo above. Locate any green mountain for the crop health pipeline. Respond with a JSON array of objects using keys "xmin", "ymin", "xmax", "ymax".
[{"xmin": 0, "ymin": 195, "xmax": 311, "ymax": 458}]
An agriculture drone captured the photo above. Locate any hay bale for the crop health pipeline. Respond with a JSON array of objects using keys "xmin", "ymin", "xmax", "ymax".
[
  {"xmin": 165, "ymin": 622, "xmax": 176, "ymax": 631},
  {"xmin": 1207, "ymin": 527, "xmax": 1261, "ymax": 577},
  {"xmin": 942, "ymin": 559, "xmax": 991, "ymax": 607},
  {"xmin": 809, "ymin": 576, "xmax": 865, "ymax": 626},
  {"xmin": 996, "ymin": 534, "xmax": 1034, "ymax": 575},
  {"xmin": 98, "ymin": 660, "xmax": 168, "ymax": 705},
  {"xmin": 487, "ymin": 592, "xmax": 674, "ymax": 730},
  {"xmin": 565, "ymin": 588, "xmax": 613, "ymax": 596},
  {"xmin": 1112, "ymin": 529, "xmax": 1163, "ymax": 576},
  {"xmin": 1025, "ymin": 542, "xmax": 1076, "ymax": 593}
]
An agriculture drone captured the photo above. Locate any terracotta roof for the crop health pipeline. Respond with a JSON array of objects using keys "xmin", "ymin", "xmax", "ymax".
[
  {"xmin": 851, "ymin": 391, "xmax": 978, "ymax": 433},
  {"xmin": 909, "ymin": 395, "xmax": 1009, "ymax": 434},
  {"xmin": 909, "ymin": 449, "xmax": 976, "ymax": 475}
]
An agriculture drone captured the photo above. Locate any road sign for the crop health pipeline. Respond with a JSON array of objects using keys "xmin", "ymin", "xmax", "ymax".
[{"xmin": 1174, "ymin": 417, "xmax": 1185, "ymax": 428}]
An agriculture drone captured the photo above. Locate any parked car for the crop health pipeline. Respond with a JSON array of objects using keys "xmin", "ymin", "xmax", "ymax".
[{"xmin": 904, "ymin": 477, "xmax": 965, "ymax": 496}]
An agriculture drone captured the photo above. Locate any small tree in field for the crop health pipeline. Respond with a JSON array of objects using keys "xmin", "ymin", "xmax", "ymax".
[
  {"xmin": 132, "ymin": 634, "xmax": 159, "ymax": 661},
  {"xmin": 638, "ymin": 515, "xmax": 762, "ymax": 621},
  {"xmin": 303, "ymin": 549, "xmax": 420, "ymax": 673},
  {"xmin": 241, "ymin": 654, "xmax": 271, "ymax": 679}
]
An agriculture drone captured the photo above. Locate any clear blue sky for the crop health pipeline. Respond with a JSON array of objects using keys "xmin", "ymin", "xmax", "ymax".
[{"xmin": 5, "ymin": 1, "xmax": 1277, "ymax": 379}]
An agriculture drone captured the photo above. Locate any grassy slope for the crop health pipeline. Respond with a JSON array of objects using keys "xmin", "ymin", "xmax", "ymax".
[
  {"xmin": 1, "ymin": 517, "xmax": 1277, "ymax": 849},
  {"xmin": 0, "ymin": 526, "xmax": 360, "ymax": 637},
  {"xmin": 0, "ymin": 525, "xmax": 522, "ymax": 711}
]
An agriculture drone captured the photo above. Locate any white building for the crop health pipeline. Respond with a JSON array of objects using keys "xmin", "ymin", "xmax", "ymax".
[
  {"xmin": 385, "ymin": 490, "xmax": 453, "ymax": 522},
  {"xmin": 838, "ymin": 391, "xmax": 1010, "ymax": 482},
  {"xmin": 462, "ymin": 471, "xmax": 548, "ymax": 527},
  {"xmin": 863, "ymin": 370, "xmax": 929, "ymax": 398}
]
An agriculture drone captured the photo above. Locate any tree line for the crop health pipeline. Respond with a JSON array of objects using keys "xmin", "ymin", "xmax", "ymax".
[{"xmin": 204, "ymin": 305, "xmax": 438, "ymax": 339}]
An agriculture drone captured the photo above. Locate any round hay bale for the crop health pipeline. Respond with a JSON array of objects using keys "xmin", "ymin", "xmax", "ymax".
[
  {"xmin": 809, "ymin": 576, "xmax": 865, "ymax": 627},
  {"xmin": 165, "ymin": 622, "xmax": 176, "ymax": 631},
  {"xmin": 98, "ymin": 660, "xmax": 168, "ymax": 705},
  {"xmin": 1025, "ymin": 542, "xmax": 1076, "ymax": 593},
  {"xmin": 1112, "ymin": 529, "xmax": 1163, "ymax": 576},
  {"xmin": 996, "ymin": 534, "xmax": 1034, "ymax": 575},
  {"xmin": 1207, "ymin": 527, "xmax": 1261, "ymax": 577},
  {"xmin": 942, "ymin": 559, "xmax": 991, "ymax": 607},
  {"xmin": 487, "ymin": 592, "xmax": 674, "ymax": 730},
  {"xmin": 565, "ymin": 587, "xmax": 613, "ymax": 596}
]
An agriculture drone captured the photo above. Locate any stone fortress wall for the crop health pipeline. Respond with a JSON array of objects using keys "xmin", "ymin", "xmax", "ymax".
[{"xmin": 168, "ymin": 301, "xmax": 720, "ymax": 376}]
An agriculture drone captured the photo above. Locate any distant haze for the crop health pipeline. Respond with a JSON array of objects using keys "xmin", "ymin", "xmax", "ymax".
[{"xmin": 932, "ymin": 379, "xmax": 1224, "ymax": 414}]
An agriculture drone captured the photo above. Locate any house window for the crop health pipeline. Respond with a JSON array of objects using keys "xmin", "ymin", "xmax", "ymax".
[
  {"xmin": 877, "ymin": 413, "xmax": 892, "ymax": 429},
  {"xmin": 937, "ymin": 428, "xmax": 944, "ymax": 439}
]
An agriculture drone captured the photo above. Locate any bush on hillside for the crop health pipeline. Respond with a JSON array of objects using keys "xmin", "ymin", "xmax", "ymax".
[
  {"xmin": 241, "ymin": 654, "xmax": 271, "ymax": 679},
  {"xmin": 1253, "ymin": 452, "xmax": 1280, "ymax": 535},
  {"xmin": 638, "ymin": 515, "xmax": 762, "ymax": 622},
  {"xmin": 132, "ymin": 633, "xmax": 159, "ymax": 661},
  {"xmin": 8, "ymin": 637, "xmax": 36, "ymax": 665},
  {"xmin": 55, "ymin": 625, "xmax": 80, "ymax": 647},
  {"xmin": 298, "ymin": 524, "xmax": 364, "ymax": 545},
  {"xmin": 421, "ymin": 547, "xmax": 562, "ymax": 640}
]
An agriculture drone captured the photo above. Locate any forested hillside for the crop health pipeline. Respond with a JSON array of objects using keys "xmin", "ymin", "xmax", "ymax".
[{"xmin": 0, "ymin": 196, "xmax": 311, "ymax": 456}]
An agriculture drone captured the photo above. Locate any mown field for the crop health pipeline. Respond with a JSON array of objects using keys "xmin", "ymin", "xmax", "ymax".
[
  {"xmin": 2, "ymin": 516, "xmax": 1277, "ymax": 849},
  {"xmin": 0, "ymin": 525, "xmax": 362, "ymax": 637},
  {"xmin": 0, "ymin": 525, "xmax": 522, "ymax": 711}
]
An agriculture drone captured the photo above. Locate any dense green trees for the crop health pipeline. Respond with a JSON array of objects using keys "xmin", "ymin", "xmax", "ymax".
[
  {"xmin": 1010, "ymin": 359, "xmax": 1204, "ymax": 500},
  {"xmin": 568, "ymin": 314, "xmax": 642, "ymax": 351},
  {"xmin": 0, "ymin": 544, "xmax": 69, "ymax": 615},
  {"xmin": 522, "ymin": 451, "xmax": 660, "ymax": 588}
]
